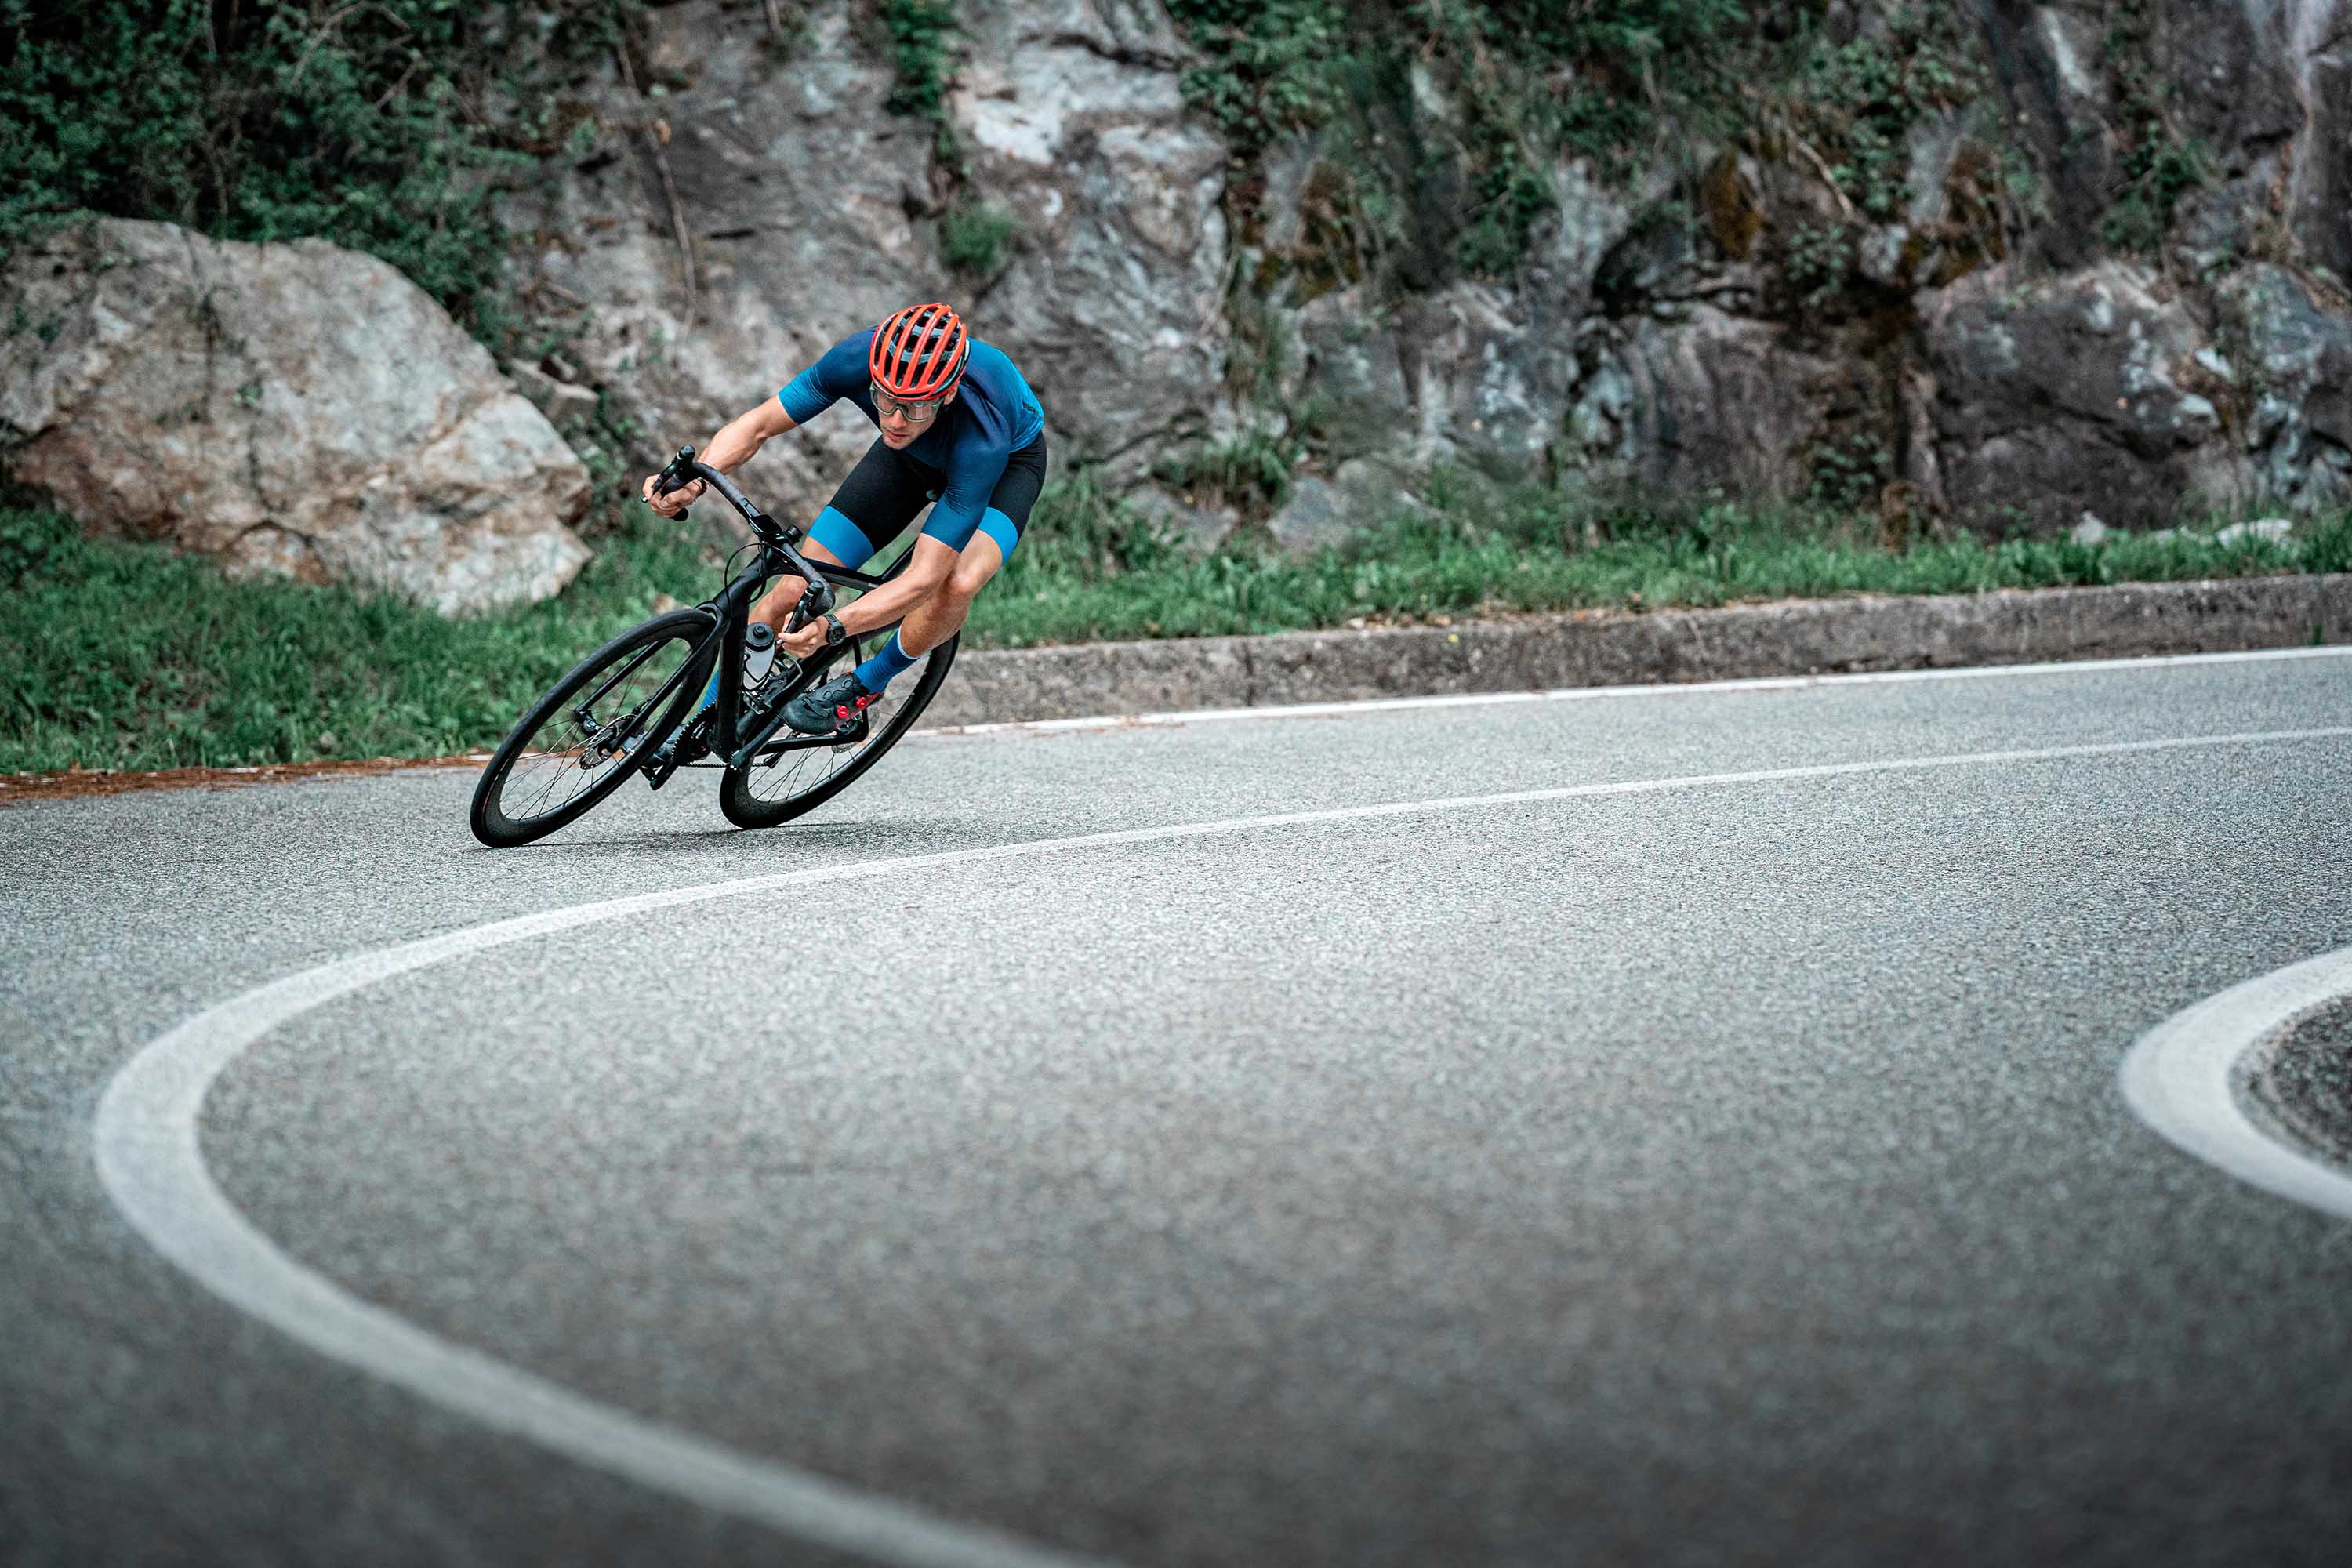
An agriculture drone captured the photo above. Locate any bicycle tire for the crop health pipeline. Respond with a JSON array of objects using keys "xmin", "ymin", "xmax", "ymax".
[
  {"xmin": 716, "ymin": 633, "xmax": 957, "ymax": 829},
  {"xmin": 470, "ymin": 608, "xmax": 714, "ymax": 848}
]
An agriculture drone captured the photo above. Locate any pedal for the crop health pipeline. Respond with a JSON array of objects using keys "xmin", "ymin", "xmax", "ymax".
[{"xmin": 831, "ymin": 692, "xmax": 875, "ymax": 738}]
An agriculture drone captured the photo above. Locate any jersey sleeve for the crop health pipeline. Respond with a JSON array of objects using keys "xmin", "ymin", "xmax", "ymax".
[{"xmin": 776, "ymin": 332, "xmax": 871, "ymax": 425}]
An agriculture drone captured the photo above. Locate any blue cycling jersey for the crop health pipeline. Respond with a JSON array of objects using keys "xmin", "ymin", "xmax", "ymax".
[{"xmin": 778, "ymin": 330, "xmax": 1046, "ymax": 549}]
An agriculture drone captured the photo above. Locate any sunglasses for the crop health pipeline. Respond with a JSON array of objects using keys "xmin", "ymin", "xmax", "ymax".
[{"xmin": 870, "ymin": 383, "xmax": 947, "ymax": 423}]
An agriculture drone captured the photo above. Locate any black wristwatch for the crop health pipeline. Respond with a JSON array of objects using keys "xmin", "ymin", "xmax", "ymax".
[{"xmin": 822, "ymin": 612, "xmax": 848, "ymax": 647}]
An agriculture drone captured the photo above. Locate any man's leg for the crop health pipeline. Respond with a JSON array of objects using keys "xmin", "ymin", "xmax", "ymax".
[
  {"xmin": 866, "ymin": 434, "xmax": 1042, "ymax": 684},
  {"xmin": 899, "ymin": 528, "xmax": 1006, "ymax": 654},
  {"xmin": 848, "ymin": 515, "xmax": 1011, "ymax": 700},
  {"xmin": 749, "ymin": 529, "xmax": 849, "ymax": 629}
]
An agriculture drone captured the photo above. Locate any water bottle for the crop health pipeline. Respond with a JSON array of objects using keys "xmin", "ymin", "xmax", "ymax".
[{"xmin": 742, "ymin": 621, "xmax": 778, "ymax": 692}]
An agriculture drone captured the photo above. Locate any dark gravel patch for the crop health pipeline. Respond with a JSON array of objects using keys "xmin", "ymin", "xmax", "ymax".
[{"xmin": 2243, "ymin": 996, "xmax": 2352, "ymax": 1165}]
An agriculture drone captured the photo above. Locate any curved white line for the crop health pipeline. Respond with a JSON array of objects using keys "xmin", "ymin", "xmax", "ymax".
[
  {"xmin": 2120, "ymin": 946, "xmax": 2352, "ymax": 1221},
  {"xmin": 94, "ymin": 725, "xmax": 2352, "ymax": 1566}
]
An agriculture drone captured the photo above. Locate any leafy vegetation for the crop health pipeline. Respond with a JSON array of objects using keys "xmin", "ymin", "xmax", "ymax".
[
  {"xmin": 11, "ymin": 492, "xmax": 2345, "ymax": 775},
  {"xmin": 1789, "ymin": 9, "xmax": 1983, "ymax": 221},
  {"xmin": 2099, "ymin": 4, "xmax": 2209, "ymax": 256},
  {"xmin": 980, "ymin": 488, "xmax": 2352, "ymax": 648},
  {"xmin": 880, "ymin": 0, "xmax": 957, "ymax": 124},
  {"xmin": 1170, "ymin": 0, "xmax": 1769, "ymax": 289},
  {"xmin": 1809, "ymin": 433, "xmax": 1895, "ymax": 510},
  {"xmin": 0, "ymin": 0, "xmax": 649, "ymax": 338},
  {"xmin": 0, "ymin": 502, "xmax": 708, "ymax": 773},
  {"xmin": 1152, "ymin": 430, "xmax": 1301, "ymax": 516},
  {"xmin": 940, "ymin": 202, "xmax": 1018, "ymax": 276},
  {"xmin": 873, "ymin": 0, "xmax": 992, "ymax": 266},
  {"xmin": 1166, "ymin": 0, "xmax": 1352, "ymax": 155}
]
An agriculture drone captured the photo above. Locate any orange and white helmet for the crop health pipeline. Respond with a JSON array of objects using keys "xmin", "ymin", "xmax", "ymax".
[{"xmin": 869, "ymin": 302, "xmax": 970, "ymax": 401}]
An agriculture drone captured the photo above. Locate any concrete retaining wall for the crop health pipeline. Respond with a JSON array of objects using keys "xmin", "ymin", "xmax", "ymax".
[{"xmin": 924, "ymin": 575, "xmax": 2352, "ymax": 727}]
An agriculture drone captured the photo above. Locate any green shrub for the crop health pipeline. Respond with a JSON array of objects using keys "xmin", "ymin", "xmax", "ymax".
[
  {"xmin": 881, "ymin": 0, "xmax": 956, "ymax": 119},
  {"xmin": 0, "ymin": 0, "xmax": 596, "ymax": 335},
  {"xmin": 940, "ymin": 203, "xmax": 1018, "ymax": 275},
  {"xmin": 2103, "ymin": 138, "xmax": 2209, "ymax": 255},
  {"xmin": 2099, "ymin": 5, "xmax": 2211, "ymax": 256},
  {"xmin": 1809, "ymin": 433, "xmax": 1894, "ymax": 510},
  {"xmin": 1167, "ymin": 0, "xmax": 1350, "ymax": 155},
  {"xmin": 1794, "ymin": 11, "xmax": 1983, "ymax": 221},
  {"xmin": 1152, "ymin": 430, "xmax": 1299, "ymax": 515}
]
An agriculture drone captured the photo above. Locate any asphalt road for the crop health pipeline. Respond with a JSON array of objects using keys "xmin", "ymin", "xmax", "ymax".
[{"xmin": 6, "ymin": 650, "xmax": 2352, "ymax": 1567}]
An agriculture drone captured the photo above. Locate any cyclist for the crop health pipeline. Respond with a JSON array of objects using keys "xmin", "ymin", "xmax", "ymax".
[{"xmin": 639, "ymin": 301, "xmax": 1046, "ymax": 743}]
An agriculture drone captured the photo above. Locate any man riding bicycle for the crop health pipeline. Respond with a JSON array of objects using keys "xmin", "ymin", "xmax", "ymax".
[{"xmin": 639, "ymin": 301, "xmax": 1047, "ymax": 746}]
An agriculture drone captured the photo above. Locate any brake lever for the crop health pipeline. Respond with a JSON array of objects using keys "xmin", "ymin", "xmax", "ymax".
[
  {"xmin": 783, "ymin": 580, "xmax": 835, "ymax": 634},
  {"xmin": 655, "ymin": 444, "xmax": 699, "ymax": 520}
]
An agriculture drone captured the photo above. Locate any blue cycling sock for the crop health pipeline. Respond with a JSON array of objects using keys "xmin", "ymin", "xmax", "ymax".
[
  {"xmin": 855, "ymin": 633, "xmax": 920, "ymax": 695},
  {"xmin": 695, "ymin": 664, "xmax": 720, "ymax": 713}
]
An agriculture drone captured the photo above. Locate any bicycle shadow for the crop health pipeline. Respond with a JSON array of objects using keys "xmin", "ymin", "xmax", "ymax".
[{"xmin": 470, "ymin": 815, "xmax": 989, "ymax": 862}]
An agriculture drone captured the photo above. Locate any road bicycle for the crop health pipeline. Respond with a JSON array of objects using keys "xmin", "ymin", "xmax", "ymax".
[{"xmin": 468, "ymin": 447, "xmax": 956, "ymax": 847}]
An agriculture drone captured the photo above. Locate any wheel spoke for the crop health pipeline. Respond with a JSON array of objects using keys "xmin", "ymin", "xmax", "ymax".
[
  {"xmin": 713, "ymin": 580, "xmax": 950, "ymax": 831},
  {"xmin": 744, "ymin": 700, "xmax": 878, "ymax": 802},
  {"xmin": 478, "ymin": 616, "xmax": 702, "ymax": 841}
]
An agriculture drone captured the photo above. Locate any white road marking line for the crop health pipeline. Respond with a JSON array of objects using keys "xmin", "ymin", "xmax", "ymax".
[
  {"xmin": 93, "ymin": 724, "xmax": 2352, "ymax": 1566},
  {"xmin": 927, "ymin": 644, "xmax": 2352, "ymax": 738},
  {"xmin": 2120, "ymin": 946, "xmax": 2352, "ymax": 1221}
]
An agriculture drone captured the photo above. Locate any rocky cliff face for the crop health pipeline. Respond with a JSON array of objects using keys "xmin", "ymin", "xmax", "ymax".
[
  {"xmin": 11, "ymin": 1, "xmax": 2347, "ymax": 593},
  {"xmin": 502, "ymin": 0, "xmax": 2347, "ymax": 544},
  {"xmin": 504, "ymin": 0, "xmax": 1231, "ymax": 532},
  {"xmin": 1928, "ymin": 0, "xmax": 2352, "ymax": 528}
]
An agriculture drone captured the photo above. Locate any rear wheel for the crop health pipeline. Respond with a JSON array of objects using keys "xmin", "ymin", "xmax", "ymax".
[
  {"xmin": 470, "ymin": 608, "xmax": 713, "ymax": 848},
  {"xmin": 717, "ymin": 632, "xmax": 956, "ymax": 829}
]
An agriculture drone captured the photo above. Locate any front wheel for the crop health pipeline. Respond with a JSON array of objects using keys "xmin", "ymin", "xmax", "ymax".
[
  {"xmin": 470, "ymin": 608, "xmax": 713, "ymax": 848},
  {"xmin": 717, "ymin": 633, "xmax": 957, "ymax": 829}
]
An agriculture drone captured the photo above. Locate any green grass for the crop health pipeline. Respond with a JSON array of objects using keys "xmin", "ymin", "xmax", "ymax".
[
  {"xmin": 1149, "ymin": 430, "xmax": 1299, "ymax": 515},
  {"xmin": 5, "ymin": 489, "xmax": 2347, "ymax": 774},
  {"xmin": 973, "ymin": 492, "xmax": 2352, "ymax": 648},
  {"xmin": 0, "ymin": 506, "xmax": 713, "ymax": 774}
]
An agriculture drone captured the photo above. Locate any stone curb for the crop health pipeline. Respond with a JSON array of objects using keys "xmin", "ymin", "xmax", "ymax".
[{"xmin": 924, "ymin": 575, "xmax": 2352, "ymax": 728}]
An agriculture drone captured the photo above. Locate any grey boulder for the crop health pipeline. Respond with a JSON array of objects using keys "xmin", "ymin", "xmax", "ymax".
[
  {"xmin": 2, "ymin": 219, "xmax": 591, "ymax": 615},
  {"xmin": 1925, "ymin": 262, "xmax": 2243, "ymax": 532}
]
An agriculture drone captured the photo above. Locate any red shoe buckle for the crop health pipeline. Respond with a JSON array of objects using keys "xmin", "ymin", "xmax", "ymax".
[
  {"xmin": 834, "ymin": 704, "xmax": 851, "ymax": 719},
  {"xmin": 854, "ymin": 695, "xmax": 873, "ymax": 710}
]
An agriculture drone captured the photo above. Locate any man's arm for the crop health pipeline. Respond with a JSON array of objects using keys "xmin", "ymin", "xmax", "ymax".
[
  {"xmin": 644, "ymin": 332, "xmax": 866, "ymax": 516},
  {"xmin": 640, "ymin": 397, "xmax": 798, "ymax": 517},
  {"xmin": 701, "ymin": 397, "xmax": 798, "ymax": 475}
]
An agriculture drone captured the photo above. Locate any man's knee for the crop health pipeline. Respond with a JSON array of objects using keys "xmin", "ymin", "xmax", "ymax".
[
  {"xmin": 753, "ymin": 576, "xmax": 805, "ymax": 622},
  {"xmin": 941, "ymin": 566, "xmax": 993, "ymax": 606}
]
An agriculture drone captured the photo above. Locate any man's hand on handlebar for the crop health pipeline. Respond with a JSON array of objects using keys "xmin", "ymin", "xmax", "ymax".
[
  {"xmin": 641, "ymin": 471, "xmax": 706, "ymax": 518},
  {"xmin": 777, "ymin": 611, "xmax": 837, "ymax": 660}
]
